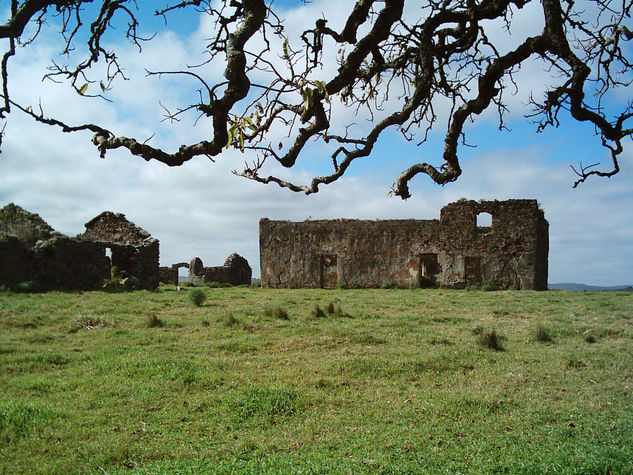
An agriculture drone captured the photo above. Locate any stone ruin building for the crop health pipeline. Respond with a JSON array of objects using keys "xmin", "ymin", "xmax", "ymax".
[
  {"xmin": 187, "ymin": 253, "xmax": 252, "ymax": 286},
  {"xmin": 157, "ymin": 254, "xmax": 252, "ymax": 286},
  {"xmin": 260, "ymin": 199, "xmax": 548, "ymax": 290},
  {"xmin": 0, "ymin": 204, "xmax": 159, "ymax": 290},
  {"xmin": 77, "ymin": 211, "xmax": 160, "ymax": 289},
  {"xmin": 157, "ymin": 262, "xmax": 189, "ymax": 286}
]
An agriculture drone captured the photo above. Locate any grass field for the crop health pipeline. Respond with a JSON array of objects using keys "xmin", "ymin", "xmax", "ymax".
[{"xmin": 1, "ymin": 286, "xmax": 632, "ymax": 474}]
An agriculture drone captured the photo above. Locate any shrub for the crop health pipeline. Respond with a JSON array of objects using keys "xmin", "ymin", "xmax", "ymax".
[
  {"xmin": 264, "ymin": 306, "xmax": 289, "ymax": 320},
  {"xmin": 15, "ymin": 281, "xmax": 40, "ymax": 293},
  {"xmin": 205, "ymin": 282, "xmax": 221, "ymax": 288},
  {"xmin": 189, "ymin": 288, "xmax": 207, "ymax": 307},
  {"xmin": 324, "ymin": 302, "xmax": 352, "ymax": 318},
  {"xmin": 101, "ymin": 279, "xmax": 121, "ymax": 292},
  {"xmin": 478, "ymin": 329, "xmax": 505, "ymax": 351},
  {"xmin": 222, "ymin": 312, "xmax": 239, "ymax": 327},
  {"xmin": 381, "ymin": 280, "xmax": 398, "ymax": 289},
  {"xmin": 147, "ymin": 315, "xmax": 164, "ymax": 328},
  {"xmin": 69, "ymin": 315, "xmax": 107, "ymax": 333},
  {"xmin": 481, "ymin": 280, "xmax": 494, "ymax": 292},
  {"xmin": 534, "ymin": 323, "xmax": 553, "ymax": 343},
  {"xmin": 335, "ymin": 281, "xmax": 347, "ymax": 289},
  {"xmin": 311, "ymin": 304, "xmax": 326, "ymax": 319},
  {"xmin": 567, "ymin": 357, "xmax": 587, "ymax": 369},
  {"xmin": 585, "ymin": 334, "xmax": 597, "ymax": 343},
  {"xmin": 122, "ymin": 276, "xmax": 141, "ymax": 291}
]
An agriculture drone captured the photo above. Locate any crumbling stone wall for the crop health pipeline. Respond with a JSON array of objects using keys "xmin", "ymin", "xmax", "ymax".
[
  {"xmin": 0, "ymin": 204, "xmax": 160, "ymax": 291},
  {"xmin": 80, "ymin": 211, "xmax": 152, "ymax": 245},
  {"xmin": 0, "ymin": 203, "xmax": 60, "ymax": 247},
  {"xmin": 158, "ymin": 262, "xmax": 189, "ymax": 285},
  {"xmin": 189, "ymin": 253, "xmax": 252, "ymax": 286},
  {"xmin": 32, "ymin": 237, "xmax": 110, "ymax": 290},
  {"xmin": 260, "ymin": 199, "xmax": 548, "ymax": 290},
  {"xmin": 0, "ymin": 235, "xmax": 31, "ymax": 286},
  {"xmin": 78, "ymin": 212, "xmax": 159, "ymax": 289}
]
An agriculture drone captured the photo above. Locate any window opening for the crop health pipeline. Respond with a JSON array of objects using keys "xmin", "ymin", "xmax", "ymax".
[{"xmin": 477, "ymin": 212, "xmax": 492, "ymax": 227}]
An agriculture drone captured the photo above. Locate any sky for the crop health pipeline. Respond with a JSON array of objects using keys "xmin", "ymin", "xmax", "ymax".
[{"xmin": 0, "ymin": 0, "xmax": 631, "ymax": 285}]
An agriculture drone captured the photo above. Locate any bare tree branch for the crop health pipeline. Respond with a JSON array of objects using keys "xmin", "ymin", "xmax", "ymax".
[{"xmin": 0, "ymin": 0, "xmax": 631, "ymax": 198}]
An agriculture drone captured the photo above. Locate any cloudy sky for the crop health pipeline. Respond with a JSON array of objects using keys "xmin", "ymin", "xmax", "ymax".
[{"xmin": 0, "ymin": 0, "xmax": 631, "ymax": 285}]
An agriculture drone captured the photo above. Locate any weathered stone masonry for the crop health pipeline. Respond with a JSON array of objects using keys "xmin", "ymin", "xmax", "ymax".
[
  {"xmin": 188, "ymin": 253, "xmax": 252, "ymax": 286},
  {"xmin": 0, "ymin": 205, "xmax": 159, "ymax": 290},
  {"xmin": 77, "ymin": 211, "xmax": 160, "ymax": 289},
  {"xmin": 260, "ymin": 199, "xmax": 548, "ymax": 290}
]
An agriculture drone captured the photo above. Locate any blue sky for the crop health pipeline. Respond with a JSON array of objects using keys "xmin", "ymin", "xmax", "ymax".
[{"xmin": 0, "ymin": 0, "xmax": 631, "ymax": 285}]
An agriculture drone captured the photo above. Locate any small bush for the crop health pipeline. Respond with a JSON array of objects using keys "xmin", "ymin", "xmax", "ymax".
[
  {"xmin": 335, "ymin": 281, "xmax": 347, "ymax": 289},
  {"xmin": 481, "ymin": 280, "xmax": 494, "ymax": 292},
  {"xmin": 101, "ymin": 279, "xmax": 121, "ymax": 292},
  {"xmin": 69, "ymin": 315, "xmax": 107, "ymax": 333},
  {"xmin": 205, "ymin": 282, "xmax": 221, "ymax": 288},
  {"xmin": 334, "ymin": 305, "xmax": 353, "ymax": 318},
  {"xmin": 429, "ymin": 337, "xmax": 453, "ymax": 345},
  {"xmin": 350, "ymin": 279, "xmax": 362, "ymax": 289},
  {"xmin": 222, "ymin": 312, "xmax": 239, "ymax": 327},
  {"xmin": 122, "ymin": 276, "xmax": 141, "ymax": 291},
  {"xmin": 189, "ymin": 288, "xmax": 207, "ymax": 307},
  {"xmin": 567, "ymin": 357, "xmax": 587, "ymax": 369},
  {"xmin": 110, "ymin": 266, "xmax": 122, "ymax": 281},
  {"xmin": 584, "ymin": 334, "xmax": 597, "ymax": 343},
  {"xmin": 147, "ymin": 315, "xmax": 164, "ymax": 328},
  {"xmin": 311, "ymin": 304, "xmax": 326, "ymax": 319},
  {"xmin": 478, "ymin": 329, "xmax": 505, "ymax": 351},
  {"xmin": 15, "ymin": 281, "xmax": 40, "ymax": 293},
  {"xmin": 264, "ymin": 306, "xmax": 289, "ymax": 320},
  {"xmin": 534, "ymin": 323, "xmax": 553, "ymax": 343},
  {"xmin": 381, "ymin": 280, "xmax": 398, "ymax": 289},
  {"xmin": 326, "ymin": 302, "xmax": 335, "ymax": 315}
]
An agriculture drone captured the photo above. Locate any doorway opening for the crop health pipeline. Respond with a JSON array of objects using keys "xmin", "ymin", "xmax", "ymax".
[
  {"xmin": 419, "ymin": 253, "xmax": 438, "ymax": 287},
  {"xmin": 320, "ymin": 255, "xmax": 338, "ymax": 288}
]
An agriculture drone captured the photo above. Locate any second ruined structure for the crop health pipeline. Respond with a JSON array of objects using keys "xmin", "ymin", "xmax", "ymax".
[
  {"xmin": 188, "ymin": 253, "xmax": 252, "ymax": 286},
  {"xmin": 260, "ymin": 199, "xmax": 548, "ymax": 290}
]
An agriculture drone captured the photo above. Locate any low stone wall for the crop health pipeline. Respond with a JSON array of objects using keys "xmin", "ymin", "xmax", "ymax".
[
  {"xmin": 32, "ymin": 237, "xmax": 110, "ymax": 290},
  {"xmin": 189, "ymin": 253, "xmax": 252, "ymax": 286},
  {"xmin": 158, "ymin": 266, "xmax": 179, "ymax": 285}
]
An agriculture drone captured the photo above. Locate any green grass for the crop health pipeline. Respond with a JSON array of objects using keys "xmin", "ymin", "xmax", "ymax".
[{"xmin": 0, "ymin": 287, "xmax": 632, "ymax": 473}]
